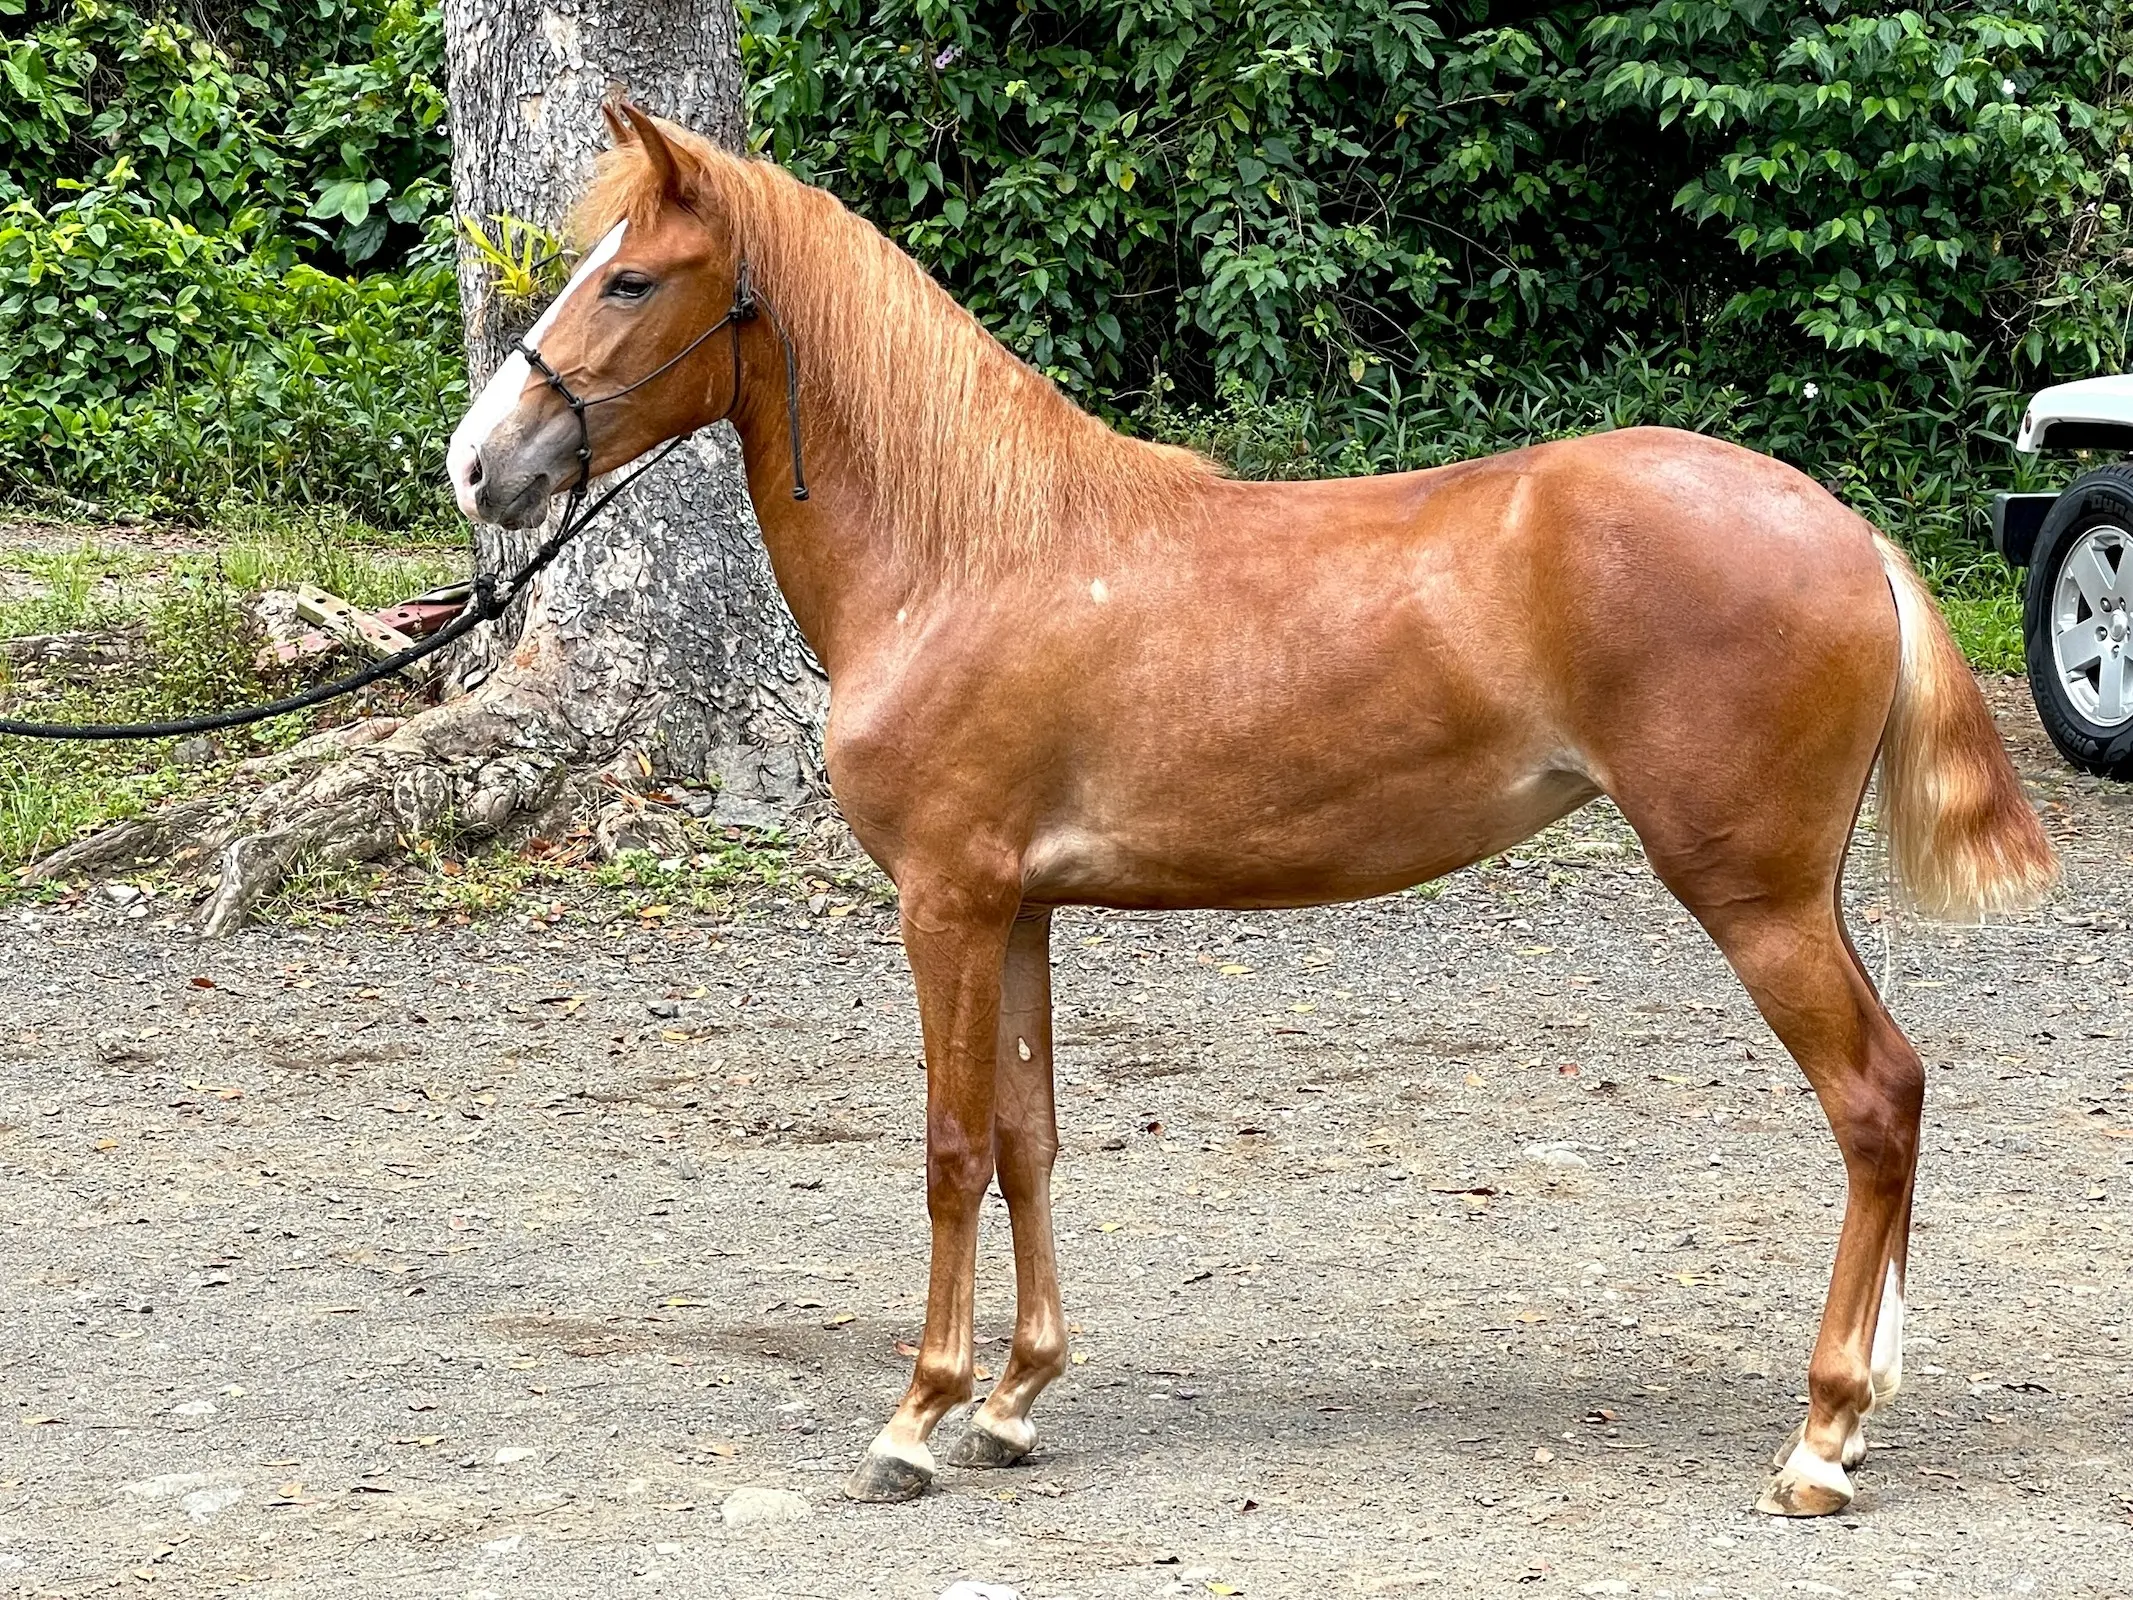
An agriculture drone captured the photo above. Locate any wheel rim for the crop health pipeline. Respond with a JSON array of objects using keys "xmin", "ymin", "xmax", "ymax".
[{"xmin": 2050, "ymin": 521, "xmax": 2133, "ymax": 728}]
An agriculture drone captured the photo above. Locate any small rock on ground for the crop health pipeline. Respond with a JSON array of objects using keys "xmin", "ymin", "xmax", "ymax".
[{"xmin": 719, "ymin": 1487, "xmax": 810, "ymax": 1528}]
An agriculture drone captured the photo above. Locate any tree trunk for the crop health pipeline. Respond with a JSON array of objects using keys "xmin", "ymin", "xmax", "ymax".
[
  {"xmin": 26, "ymin": 0, "xmax": 828, "ymax": 931},
  {"xmin": 440, "ymin": 0, "xmax": 826, "ymax": 819}
]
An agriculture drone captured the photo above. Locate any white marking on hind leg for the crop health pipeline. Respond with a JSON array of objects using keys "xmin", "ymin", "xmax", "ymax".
[
  {"xmin": 1868, "ymin": 1260, "xmax": 1904, "ymax": 1407},
  {"xmin": 1778, "ymin": 1435, "xmax": 1854, "ymax": 1499},
  {"xmin": 968, "ymin": 1409, "xmax": 1036, "ymax": 1454}
]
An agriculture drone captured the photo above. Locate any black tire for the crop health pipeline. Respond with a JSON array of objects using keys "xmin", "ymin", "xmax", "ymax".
[{"xmin": 2023, "ymin": 462, "xmax": 2133, "ymax": 780}]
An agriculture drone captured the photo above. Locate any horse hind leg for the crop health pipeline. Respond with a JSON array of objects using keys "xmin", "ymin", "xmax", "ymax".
[
  {"xmin": 1615, "ymin": 755, "xmax": 1921, "ymax": 1517},
  {"xmin": 1685, "ymin": 893, "xmax": 1921, "ymax": 1516}
]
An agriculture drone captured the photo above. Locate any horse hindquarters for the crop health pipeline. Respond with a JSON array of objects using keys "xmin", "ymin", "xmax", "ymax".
[
  {"xmin": 1565, "ymin": 470, "xmax": 2053, "ymax": 1514},
  {"xmin": 1594, "ymin": 627, "xmax": 1919, "ymax": 1513}
]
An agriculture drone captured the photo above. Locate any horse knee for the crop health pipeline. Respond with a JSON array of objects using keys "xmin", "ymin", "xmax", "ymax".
[{"xmin": 925, "ymin": 1140, "xmax": 994, "ymax": 1215}]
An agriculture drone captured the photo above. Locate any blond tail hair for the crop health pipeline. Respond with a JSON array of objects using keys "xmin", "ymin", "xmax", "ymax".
[{"xmin": 1874, "ymin": 534, "xmax": 2059, "ymax": 918}]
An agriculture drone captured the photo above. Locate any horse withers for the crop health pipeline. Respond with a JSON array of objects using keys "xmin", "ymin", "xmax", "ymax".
[{"xmin": 447, "ymin": 102, "xmax": 2059, "ymax": 1518}]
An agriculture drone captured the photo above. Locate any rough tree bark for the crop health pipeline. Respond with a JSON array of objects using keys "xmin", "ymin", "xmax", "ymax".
[{"xmin": 29, "ymin": 0, "xmax": 827, "ymax": 932}]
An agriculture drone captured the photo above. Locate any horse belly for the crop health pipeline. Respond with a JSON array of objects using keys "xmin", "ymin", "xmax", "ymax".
[{"xmin": 1019, "ymin": 760, "xmax": 1595, "ymax": 910}]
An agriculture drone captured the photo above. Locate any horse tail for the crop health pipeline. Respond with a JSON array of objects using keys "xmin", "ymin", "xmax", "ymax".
[{"xmin": 1872, "ymin": 534, "xmax": 2059, "ymax": 919}]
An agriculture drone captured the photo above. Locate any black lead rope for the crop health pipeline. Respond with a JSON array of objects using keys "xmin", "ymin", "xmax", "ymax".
[
  {"xmin": 0, "ymin": 255, "xmax": 807, "ymax": 744},
  {"xmin": 0, "ymin": 440, "xmax": 682, "ymax": 742}
]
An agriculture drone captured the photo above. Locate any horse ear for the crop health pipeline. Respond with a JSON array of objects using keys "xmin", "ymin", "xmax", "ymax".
[
  {"xmin": 618, "ymin": 101, "xmax": 686, "ymax": 202},
  {"xmin": 601, "ymin": 99, "xmax": 634, "ymax": 147}
]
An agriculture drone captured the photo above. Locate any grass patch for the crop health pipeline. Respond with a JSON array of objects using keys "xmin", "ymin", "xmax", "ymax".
[
  {"xmin": 0, "ymin": 502, "xmax": 458, "ymax": 876},
  {"xmin": 1934, "ymin": 587, "xmax": 2026, "ymax": 675},
  {"xmin": 257, "ymin": 832, "xmax": 804, "ymax": 929}
]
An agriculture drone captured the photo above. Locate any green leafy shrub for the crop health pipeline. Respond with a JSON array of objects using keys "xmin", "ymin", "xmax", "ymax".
[
  {"xmin": 283, "ymin": 0, "xmax": 450, "ymax": 265},
  {"xmin": 2, "ymin": 0, "xmax": 451, "ymax": 269},
  {"xmin": 0, "ymin": 184, "xmax": 465, "ymax": 525},
  {"xmin": 745, "ymin": 0, "xmax": 2130, "ymax": 401},
  {"xmin": 0, "ymin": 0, "xmax": 289, "ymax": 225}
]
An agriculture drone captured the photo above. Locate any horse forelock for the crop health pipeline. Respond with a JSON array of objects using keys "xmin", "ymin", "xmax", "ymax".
[{"xmin": 572, "ymin": 121, "xmax": 1217, "ymax": 580}]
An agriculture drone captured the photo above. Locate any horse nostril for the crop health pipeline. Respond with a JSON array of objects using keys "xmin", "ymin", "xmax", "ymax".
[{"xmin": 466, "ymin": 452, "xmax": 485, "ymax": 487}]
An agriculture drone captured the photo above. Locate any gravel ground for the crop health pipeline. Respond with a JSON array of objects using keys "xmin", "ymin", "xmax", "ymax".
[{"xmin": 3, "ymin": 680, "xmax": 2129, "ymax": 1600}]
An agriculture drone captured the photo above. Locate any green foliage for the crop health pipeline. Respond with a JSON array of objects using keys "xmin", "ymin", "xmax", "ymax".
[
  {"xmin": 0, "ymin": 185, "xmax": 466, "ymax": 524},
  {"xmin": 0, "ymin": 2, "xmax": 460, "ymax": 527},
  {"xmin": 745, "ymin": 0, "xmax": 2130, "ymax": 403},
  {"xmin": 283, "ymin": 0, "xmax": 450, "ymax": 264},
  {"xmin": 2, "ymin": 1, "xmax": 451, "ymax": 268},
  {"xmin": 1, "ymin": 1, "xmax": 288, "ymax": 226},
  {"xmin": 1597, "ymin": 0, "xmax": 2133, "ymax": 374}
]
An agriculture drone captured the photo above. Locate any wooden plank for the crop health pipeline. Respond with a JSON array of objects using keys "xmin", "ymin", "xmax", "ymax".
[{"xmin": 294, "ymin": 584, "xmax": 419, "ymax": 661}]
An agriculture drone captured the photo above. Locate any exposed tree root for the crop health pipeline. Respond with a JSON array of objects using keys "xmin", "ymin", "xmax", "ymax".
[{"xmin": 24, "ymin": 664, "xmax": 822, "ymax": 935}]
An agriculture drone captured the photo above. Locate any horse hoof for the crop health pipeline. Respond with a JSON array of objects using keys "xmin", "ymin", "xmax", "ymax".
[
  {"xmin": 1756, "ymin": 1439, "xmax": 1855, "ymax": 1518},
  {"xmin": 843, "ymin": 1444, "xmax": 934, "ymax": 1503},
  {"xmin": 945, "ymin": 1415, "xmax": 1034, "ymax": 1470}
]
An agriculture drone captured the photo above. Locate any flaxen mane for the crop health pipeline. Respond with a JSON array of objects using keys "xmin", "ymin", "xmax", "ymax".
[
  {"xmin": 575, "ymin": 123, "xmax": 1220, "ymax": 584},
  {"xmin": 574, "ymin": 121, "xmax": 1218, "ymax": 579}
]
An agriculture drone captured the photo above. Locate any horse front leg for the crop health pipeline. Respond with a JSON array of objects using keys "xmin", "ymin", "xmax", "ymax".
[
  {"xmin": 947, "ymin": 907, "xmax": 1066, "ymax": 1469},
  {"xmin": 844, "ymin": 878, "xmax": 1016, "ymax": 1502}
]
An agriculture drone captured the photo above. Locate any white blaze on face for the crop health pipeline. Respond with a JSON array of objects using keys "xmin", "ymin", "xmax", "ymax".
[{"xmin": 447, "ymin": 221, "xmax": 628, "ymax": 519}]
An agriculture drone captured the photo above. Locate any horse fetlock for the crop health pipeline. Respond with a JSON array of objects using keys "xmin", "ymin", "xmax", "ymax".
[{"xmin": 1771, "ymin": 1415, "xmax": 1870, "ymax": 1474}]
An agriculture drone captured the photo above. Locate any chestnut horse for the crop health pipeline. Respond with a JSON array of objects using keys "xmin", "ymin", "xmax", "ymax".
[{"xmin": 448, "ymin": 104, "xmax": 2058, "ymax": 1517}]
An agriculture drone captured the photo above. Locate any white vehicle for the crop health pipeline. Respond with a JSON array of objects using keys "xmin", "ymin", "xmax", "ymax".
[{"xmin": 1993, "ymin": 373, "xmax": 2133, "ymax": 779}]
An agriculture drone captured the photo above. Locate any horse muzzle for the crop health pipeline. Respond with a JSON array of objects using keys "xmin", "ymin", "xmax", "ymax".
[
  {"xmin": 458, "ymin": 448, "xmax": 555, "ymax": 529},
  {"xmin": 449, "ymin": 403, "xmax": 569, "ymax": 528}
]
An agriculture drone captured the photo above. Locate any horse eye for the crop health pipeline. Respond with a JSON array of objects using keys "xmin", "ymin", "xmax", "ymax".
[{"xmin": 606, "ymin": 273, "xmax": 656, "ymax": 300}]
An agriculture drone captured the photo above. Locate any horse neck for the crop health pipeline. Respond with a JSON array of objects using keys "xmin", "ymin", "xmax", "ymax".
[
  {"xmin": 727, "ymin": 350, "xmax": 913, "ymax": 673},
  {"xmin": 714, "ymin": 232, "xmax": 1213, "ymax": 663}
]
